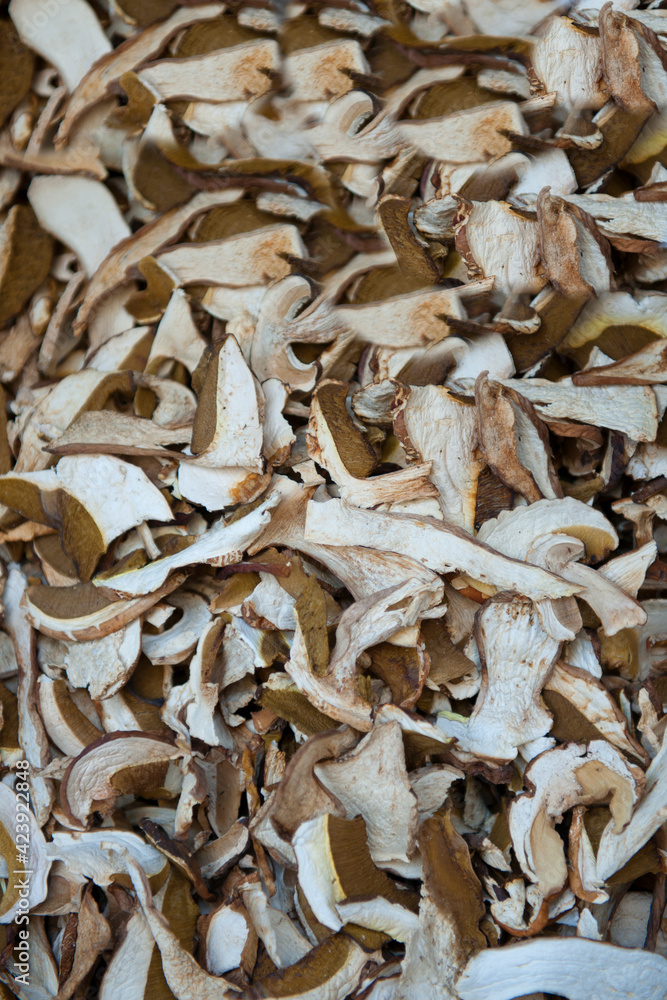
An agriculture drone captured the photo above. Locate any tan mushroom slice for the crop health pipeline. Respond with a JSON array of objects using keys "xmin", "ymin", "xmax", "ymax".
[
  {"xmin": 60, "ymin": 731, "xmax": 185, "ymax": 826},
  {"xmin": 305, "ymin": 499, "xmax": 580, "ymax": 601},
  {"xmin": 0, "ymin": 782, "xmax": 50, "ymax": 923},
  {"xmin": 478, "ymin": 376, "xmax": 659, "ymax": 442},
  {"xmin": 139, "ymin": 39, "xmax": 279, "ymax": 102},
  {"xmin": 162, "ymin": 619, "xmax": 231, "ymax": 747},
  {"xmin": 60, "ymin": 618, "xmax": 142, "ymax": 699},
  {"xmin": 240, "ymin": 878, "xmax": 312, "ymax": 968},
  {"xmin": 573, "ymin": 338, "xmax": 667, "ymax": 386},
  {"xmin": 195, "ymin": 820, "xmax": 249, "ymax": 879},
  {"xmin": 560, "ymin": 290, "xmax": 667, "ymax": 361},
  {"xmin": 262, "ymin": 379, "xmax": 295, "ymax": 468},
  {"xmin": 531, "ymin": 16, "xmax": 607, "ymax": 111},
  {"xmin": 391, "ymin": 384, "xmax": 483, "ymax": 531},
  {"xmin": 314, "ymin": 721, "xmax": 418, "ymax": 865},
  {"xmin": 9, "ymin": 0, "xmax": 110, "ymax": 92},
  {"xmin": 454, "ymin": 199, "xmax": 544, "ymax": 297},
  {"xmin": 118, "ymin": 851, "xmax": 239, "ymax": 1000},
  {"xmin": 536, "ymin": 188, "xmax": 612, "ymax": 297},
  {"xmin": 156, "ymin": 225, "xmax": 306, "ymax": 290},
  {"xmin": 284, "ymin": 40, "xmax": 369, "ymax": 103},
  {"xmin": 146, "ymin": 290, "xmax": 206, "ymax": 377},
  {"xmin": 95, "ymin": 493, "xmax": 278, "ymax": 598},
  {"xmin": 596, "ymin": 733, "xmax": 667, "ymax": 880},
  {"xmin": 25, "ymin": 573, "xmax": 186, "ymax": 641},
  {"xmin": 599, "ymin": 541, "xmax": 657, "ymax": 597},
  {"xmin": 458, "ymin": 937, "xmax": 667, "ymax": 1000},
  {"xmin": 178, "ymin": 335, "xmax": 268, "ymax": 510},
  {"xmin": 28, "ymin": 176, "xmax": 130, "ymax": 278},
  {"xmin": 543, "ymin": 661, "xmax": 646, "ymax": 762},
  {"xmin": 475, "ymin": 375, "xmax": 561, "ymax": 503},
  {"xmin": 46, "ymin": 829, "xmax": 168, "ymax": 890},
  {"xmin": 293, "ymin": 814, "xmax": 417, "ymax": 932},
  {"xmin": 307, "ymin": 380, "xmax": 437, "ymax": 509},
  {"xmin": 47, "ymin": 412, "xmax": 191, "ymax": 461},
  {"xmin": 397, "ymin": 101, "xmax": 527, "ymax": 163},
  {"xmin": 508, "ymin": 741, "xmax": 642, "ymax": 898},
  {"xmin": 98, "ymin": 906, "xmax": 155, "ymax": 1000},
  {"xmin": 58, "ymin": 882, "xmax": 112, "ymax": 1000},
  {"xmin": 0, "ymin": 455, "xmax": 174, "ymax": 581},
  {"xmin": 37, "ymin": 676, "xmax": 101, "ymax": 755},
  {"xmin": 0, "ymin": 204, "xmax": 52, "ymax": 328},
  {"xmin": 142, "ymin": 591, "xmax": 211, "ymax": 666},
  {"xmin": 249, "ymin": 932, "xmax": 369, "ymax": 1000}
]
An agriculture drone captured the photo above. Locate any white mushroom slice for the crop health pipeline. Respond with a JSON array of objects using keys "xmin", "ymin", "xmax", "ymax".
[
  {"xmin": 455, "ymin": 200, "xmax": 544, "ymax": 297},
  {"xmin": 37, "ymin": 676, "xmax": 101, "ymax": 755},
  {"xmin": 557, "ymin": 558, "xmax": 647, "ymax": 636},
  {"xmin": 479, "ymin": 377, "xmax": 659, "ymax": 442},
  {"xmin": 409, "ymin": 764, "xmax": 464, "ymax": 821},
  {"xmin": 262, "ymin": 379, "xmax": 295, "ymax": 467},
  {"xmin": 508, "ymin": 741, "xmax": 642, "ymax": 897},
  {"xmin": 305, "ymin": 499, "xmax": 581, "ymax": 601},
  {"xmin": 60, "ymin": 732, "xmax": 184, "ymax": 826},
  {"xmin": 596, "ymin": 733, "xmax": 667, "ymax": 880},
  {"xmin": 147, "ymin": 290, "xmax": 206, "ymax": 376},
  {"xmin": 196, "ymin": 821, "xmax": 249, "ymax": 879},
  {"xmin": 0, "ymin": 782, "xmax": 50, "ymax": 923},
  {"xmin": 531, "ymin": 17, "xmax": 607, "ymax": 110},
  {"xmin": 397, "ymin": 102, "xmax": 527, "ymax": 163},
  {"xmin": 9, "ymin": 0, "xmax": 111, "ymax": 92},
  {"xmin": 163, "ymin": 619, "xmax": 231, "ymax": 748},
  {"xmin": 544, "ymin": 661, "xmax": 645, "ymax": 761},
  {"xmin": 240, "ymin": 880, "xmax": 311, "ymax": 968},
  {"xmin": 337, "ymin": 897, "xmax": 419, "ymax": 943},
  {"xmin": 28, "ymin": 176, "xmax": 130, "ymax": 277},
  {"xmin": 98, "ymin": 907, "xmax": 155, "ymax": 1000},
  {"xmin": 95, "ymin": 494, "xmax": 278, "ymax": 598},
  {"xmin": 457, "ymin": 937, "xmax": 667, "ymax": 1000},
  {"xmin": 476, "ymin": 496, "xmax": 618, "ymax": 562},
  {"xmin": 48, "ymin": 412, "xmax": 191, "ymax": 460},
  {"xmin": 142, "ymin": 592, "xmax": 211, "ymax": 666},
  {"xmin": 156, "ymin": 225, "xmax": 306, "ymax": 289},
  {"xmin": 599, "ymin": 541, "xmax": 657, "ymax": 597},
  {"xmin": 436, "ymin": 595, "xmax": 560, "ymax": 760},
  {"xmin": 561, "ymin": 193, "xmax": 667, "ymax": 244},
  {"xmin": 284, "ymin": 40, "xmax": 369, "ymax": 102},
  {"xmin": 0, "ymin": 455, "xmax": 173, "ymax": 580},
  {"xmin": 139, "ymin": 40, "xmax": 279, "ymax": 102},
  {"xmin": 46, "ymin": 830, "xmax": 167, "ymax": 888},
  {"xmin": 203, "ymin": 899, "xmax": 256, "ymax": 976},
  {"xmin": 119, "ymin": 851, "xmax": 239, "ymax": 1000},
  {"xmin": 315, "ymin": 722, "xmax": 418, "ymax": 864},
  {"xmin": 392, "ymin": 384, "xmax": 483, "ymax": 531},
  {"xmin": 609, "ymin": 892, "xmax": 663, "ymax": 951}
]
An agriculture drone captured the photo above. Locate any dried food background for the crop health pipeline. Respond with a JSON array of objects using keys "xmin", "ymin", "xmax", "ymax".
[{"xmin": 0, "ymin": 0, "xmax": 666, "ymax": 997}]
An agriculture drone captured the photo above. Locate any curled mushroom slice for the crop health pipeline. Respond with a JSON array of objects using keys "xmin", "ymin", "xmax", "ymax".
[
  {"xmin": 435, "ymin": 595, "xmax": 560, "ymax": 760},
  {"xmin": 95, "ymin": 494, "xmax": 278, "ymax": 598},
  {"xmin": 305, "ymin": 499, "xmax": 580, "ymax": 602},
  {"xmin": 508, "ymin": 740, "xmax": 642, "ymax": 898},
  {"xmin": 46, "ymin": 829, "xmax": 168, "ymax": 890},
  {"xmin": 60, "ymin": 731, "xmax": 185, "ymax": 826},
  {"xmin": 458, "ymin": 936, "xmax": 667, "ymax": 1000},
  {"xmin": 142, "ymin": 592, "xmax": 211, "ymax": 666}
]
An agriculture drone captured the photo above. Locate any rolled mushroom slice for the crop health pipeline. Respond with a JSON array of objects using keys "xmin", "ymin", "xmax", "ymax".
[
  {"xmin": 508, "ymin": 740, "xmax": 642, "ymax": 898},
  {"xmin": 457, "ymin": 936, "xmax": 667, "ymax": 1000},
  {"xmin": 305, "ymin": 499, "xmax": 580, "ymax": 602},
  {"xmin": 142, "ymin": 591, "xmax": 212, "ymax": 666},
  {"xmin": 59, "ymin": 731, "xmax": 185, "ymax": 827},
  {"xmin": 436, "ymin": 594, "xmax": 560, "ymax": 760},
  {"xmin": 94, "ymin": 494, "xmax": 278, "ymax": 598}
]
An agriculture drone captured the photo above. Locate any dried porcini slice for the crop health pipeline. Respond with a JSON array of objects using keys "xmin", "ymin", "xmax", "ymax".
[{"xmin": 4, "ymin": 2, "xmax": 667, "ymax": 995}]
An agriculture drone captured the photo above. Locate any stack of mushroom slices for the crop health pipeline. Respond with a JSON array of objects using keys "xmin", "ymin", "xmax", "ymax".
[{"xmin": 1, "ymin": 0, "xmax": 667, "ymax": 998}]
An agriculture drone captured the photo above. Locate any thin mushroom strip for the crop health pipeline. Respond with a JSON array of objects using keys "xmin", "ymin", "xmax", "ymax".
[{"xmin": 1, "ymin": 2, "xmax": 667, "ymax": 999}]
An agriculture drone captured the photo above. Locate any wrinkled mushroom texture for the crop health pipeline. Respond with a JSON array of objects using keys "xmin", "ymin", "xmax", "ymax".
[
  {"xmin": 60, "ymin": 731, "xmax": 184, "ymax": 825},
  {"xmin": 436, "ymin": 595, "xmax": 560, "ymax": 760},
  {"xmin": 455, "ymin": 200, "xmax": 544, "ymax": 296},
  {"xmin": 508, "ymin": 740, "xmax": 641, "ymax": 897}
]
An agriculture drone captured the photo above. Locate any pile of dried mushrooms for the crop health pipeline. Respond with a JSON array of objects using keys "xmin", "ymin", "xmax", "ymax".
[{"xmin": 1, "ymin": 0, "xmax": 667, "ymax": 997}]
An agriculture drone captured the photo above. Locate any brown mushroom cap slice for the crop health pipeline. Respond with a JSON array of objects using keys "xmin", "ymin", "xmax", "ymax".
[
  {"xmin": 457, "ymin": 936, "xmax": 667, "ymax": 1000},
  {"xmin": 315, "ymin": 721, "xmax": 418, "ymax": 865},
  {"xmin": 248, "ymin": 931, "xmax": 369, "ymax": 1000},
  {"xmin": 508, "ymin": 740, "xmax": 642, "ymax": 898},
  {"xmin": 60, "ymin": 731, "xmax": 185, "ymax": 826},
  {"xmin": 305, "ymin": 499, "xmax": 580, "ymax": 601},
  {"xmin": 37, "ymin": 676, "xmax": 101, "ymax": 755}
]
